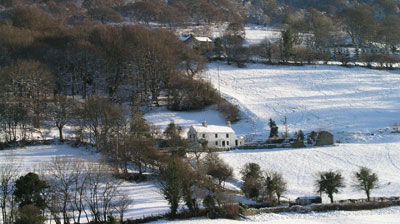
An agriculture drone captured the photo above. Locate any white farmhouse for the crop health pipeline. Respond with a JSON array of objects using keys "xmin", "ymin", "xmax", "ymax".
[{"xmin": 187, "ymin": 121, "xmax": 243, "ymax": 149}]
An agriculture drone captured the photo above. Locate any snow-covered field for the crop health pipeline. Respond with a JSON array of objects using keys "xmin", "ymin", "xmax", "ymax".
[
  {"xmin": 147, "ymin": 63, "xmax": 400, "ymax": 143},
  {"xmin": 144, "ymin": 62, "xmax": 400, "ymax": 223},
  {"xmin": 244, "ymin": 25, "xmax": 282, "ymax": 45},
  {"xmin": 204, "ymin": 63, "xmax": 400, "ymax": 142},
  {"xmin": 3, "ymin": 142, "xmax": 400, "ymax": 222},
  {"xmin": 219, "ymin": 141, "xmax": 400, "ymax": 201},
  {"xmin": 151, "ymin": 206, "xmax": 400, "ymax": 224},
  {"xmin": 0, "ymin": 145, "xmax": 170, "ymax": 220}
]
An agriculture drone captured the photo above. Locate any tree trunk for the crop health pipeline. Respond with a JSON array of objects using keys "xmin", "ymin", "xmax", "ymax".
[
  {"xmin": 329, "ymin": 194, "xmax": 334, "ymax": 203},
  {"xmin": 82, "ymin": 78, "xmax": 87, "ymax": 99},
  {"xmin": 58, "ymin": 126, "xmax": 64, "ymax": 142}
]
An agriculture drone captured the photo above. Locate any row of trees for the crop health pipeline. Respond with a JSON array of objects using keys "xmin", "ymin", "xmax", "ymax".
[
  {"xmin": 240, "ymin": 162, "xmax": 380, "ymax": 205},
  {"xmin": 245, "ymin": 0, "xmax": 400, "ymax": 27},
  {"xmin": 316, "ymin": 167, "xmax": 379, "ymax": 203},
  {"xmin": 206, "ymin": 3, "xmax": 400, "ymax": 68},
  {"xmin": 4, "ymin": 0, "xmax": 397, "ymax": 30},
  {"xmin": 159, "ymin": 156, "xmax": 380, "ymax": 218},
  {"xmin": 123, "ymin": 0, "xmax": 244, "ymax": 26},
  {"xmin": 0, "ymin": 155, "xmax": 132, "ymax": 224}
]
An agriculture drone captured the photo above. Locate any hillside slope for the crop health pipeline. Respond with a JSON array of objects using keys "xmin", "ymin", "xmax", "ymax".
[{"xmin": 205, "ymin": 63, "xmax": 400, "ymax": 142}]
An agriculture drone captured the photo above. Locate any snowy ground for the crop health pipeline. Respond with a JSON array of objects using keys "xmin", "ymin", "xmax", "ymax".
[
  {"xmin": 151, "ymin": 206, "xmax": 400, "ymax": 224},
  {"xmin": 147, "ymin": 63, "xmax": 400, "ymax": 143},
  {"xmin": 244, "ymin": 25, "xmax": 282, "ymax": 46},
  {"xmin": 204, "ymin": 63, "xmax": 400, "ymax": 142},
  {"xmin": 0, "ymin": 145, "xmax": 170, "ymax": 220},
  {"xmin": 145, "ymin": 106, "xmax": 227, "ymax": 134},
  {"xmin": 143, "ymin": 62, "xmax": 400, "ymax": 223},
  {"xmin": 218, "ymin": 140, "xmax": 400, "ymax": 202},
  {"xmin": 3, "ymin": 140, "xmax": 400, "ymax": 223}
]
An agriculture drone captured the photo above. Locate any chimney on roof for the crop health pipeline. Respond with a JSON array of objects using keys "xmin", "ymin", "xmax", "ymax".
[
  {"xmin": 227, "ymin": 121, "xmax": 231, "ymax": 127},
  {"xmin": 202, "ymin": 121, "xmax": 207, "ymax": 127}
]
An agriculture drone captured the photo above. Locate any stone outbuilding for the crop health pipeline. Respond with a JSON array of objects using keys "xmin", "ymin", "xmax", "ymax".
[{"xmin": 315, "ymin": 131, "xmax": 334, "ymax": 146}]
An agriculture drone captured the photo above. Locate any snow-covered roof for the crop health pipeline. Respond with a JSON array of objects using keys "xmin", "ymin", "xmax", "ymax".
[
  {"xmin": 193, "ymin": 37, "xmax": 212, "ymax": 42},
  {"xmin": 191, "ymin": 125, "xmax": 235, "ymax": 133},
  {"xmin": 181, "ymin": 35, "xmax": 212, "ymax": 42},
  {"xmin": 180, "ymin": 36, "xmax": 191, "ymax": 41}
]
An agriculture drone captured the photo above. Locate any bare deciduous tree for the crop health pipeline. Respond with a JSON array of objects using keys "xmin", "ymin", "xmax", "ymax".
[
  {"xmin": 113, "ymin": 193, "xmax": 133, "ymax": 222},
  {"xmin": 44, "ymin": 156, "xmax": 76, "ymax": 224},
  {"xmin": 85, "ymin": 160, "xmax": 122, "ymax": 223},
  {"xmin": 0, "ymin": 154, "xmax": 20, "ymax": 224},
  {"xmin": 49, "ymin": 95, "xmax": 75, "ymax": 142}
]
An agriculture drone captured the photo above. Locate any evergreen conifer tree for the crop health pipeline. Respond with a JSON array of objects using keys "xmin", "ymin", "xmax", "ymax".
[{"xmin": 269, "ymin": 119, "xmax": 278, "ymax": 138}]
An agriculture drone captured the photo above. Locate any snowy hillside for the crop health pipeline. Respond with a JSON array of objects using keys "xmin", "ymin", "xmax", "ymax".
[
  {"xmin": 205, "ymin": 63, "xmax": 400, "ymax": 142},
  {"xmin": 244, "ymin": 25, "xmax": 282, "ymax": 45}
]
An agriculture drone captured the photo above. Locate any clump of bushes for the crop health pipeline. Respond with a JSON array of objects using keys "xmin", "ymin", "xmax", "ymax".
[
  {"xmin": 240, "ymin": 163, "xmax": 287, "ymax": 205},
  {"xmin": 167, "ymin": 78, "xmax": 240, "ymax": 122},
  {"xmin": 203, "ymin": 195, "xmax": 240, "ymax": 219},
  {"xmin": 167, "ymin": 78, "xmax": 218, "ymax": 111},
  {"xmin": 215, "ymin": 96, "xmax": 240, "ymax": 122}
]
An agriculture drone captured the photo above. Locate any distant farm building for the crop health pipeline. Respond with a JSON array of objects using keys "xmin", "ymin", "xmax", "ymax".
[
  {"xmin": 188, "ymin": 121, "xmax": 243, "ymax": 149},
  {"xmin": 315, "ymin": 131, "xmax": 334, "ymax": 146},
  {"xmin": 308, "ymin": 131, "xmax": 334, "ymax": 146},
  {"xmin": 182, "ymin": 35, "xmax": 213, "ymax": 54}
]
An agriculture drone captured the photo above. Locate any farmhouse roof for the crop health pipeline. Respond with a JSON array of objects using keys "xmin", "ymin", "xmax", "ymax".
[
  {"xmin": 193, "ymin": 36, "xmax": 212, "ymax": 42},
  {"xmin": 192, "ymin": 125, "xmax": 235, "ymax": 133},
  {"xmin": 181, "ymin": 35, "xmax": 212, "ymax": 42}
]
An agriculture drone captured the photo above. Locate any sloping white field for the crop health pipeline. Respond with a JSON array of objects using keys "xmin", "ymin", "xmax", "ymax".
[
  {"xmin": 218, "ymin": 142, "xmax": 400, "ymax": 202},
  {"xmin": 244, "ymin": 25, "xmax": 282, "ymax": 45},
  {"xmin": 205, "ymin": 63, "xmax": 400, "ymax": 141},
  {"xmin": 0, "ymin": 145, "xmax": 170, "ymax": 220},
  {"xmin": 145, "ymin": 107, "xmax": 227, "ymax": 131},
  {"xmin": 151, "ymin": 206, "xmax": 400, "ymax": 224}
]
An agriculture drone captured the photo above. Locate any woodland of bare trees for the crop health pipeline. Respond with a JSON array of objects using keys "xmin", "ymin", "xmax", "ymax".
[
  {"xmin": 0, "ymin": 154, "xmax": 133, "ymax": 224},
  {"xmin": 0, "ymin": 3, "xmax": 232, "ymax": 147}
]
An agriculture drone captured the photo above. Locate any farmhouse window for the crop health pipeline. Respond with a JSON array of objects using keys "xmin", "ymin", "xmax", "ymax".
[
  {"xmin": 227, "ymin": 141, "xmax": 229, "ymax": 146},
  {"xmin": 215, "ymin": 134, "xmax": 218, "ymax": 138},
  {"xmin": 215, "ymin": 141, "xmax": 218, "ymax": 146},
  {"xmin": 226, "ymin": 134, "xmax": 229, "ymax": 138},
  {"xmin": 202, "ymin": 134, "xmax": 205, "ymax": 138}
]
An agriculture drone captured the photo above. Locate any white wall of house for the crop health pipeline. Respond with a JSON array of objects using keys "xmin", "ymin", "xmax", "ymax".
[{"xmin": 188, "ymin": 122, "xmax": 242, "ymax": 149}]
